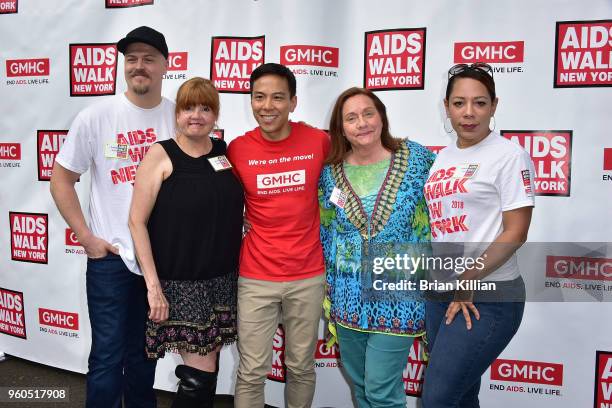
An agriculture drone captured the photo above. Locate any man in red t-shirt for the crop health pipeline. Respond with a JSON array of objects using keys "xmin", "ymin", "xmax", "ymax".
[{"xmin": 227, "ymin": 63, "xmax": 330, "ymax": 408}]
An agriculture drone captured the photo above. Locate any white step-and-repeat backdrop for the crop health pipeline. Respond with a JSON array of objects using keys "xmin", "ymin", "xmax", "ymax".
[{"xmin": 1, "ymin": 1, "xmax": 612, "ymax": 407}]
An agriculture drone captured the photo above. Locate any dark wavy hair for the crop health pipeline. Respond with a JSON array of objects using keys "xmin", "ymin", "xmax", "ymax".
[{"xmin": 446, "ymin": 66, "xmax": 496, "ymax": 101}]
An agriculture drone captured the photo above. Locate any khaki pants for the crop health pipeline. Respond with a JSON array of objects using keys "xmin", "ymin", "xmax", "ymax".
[{"xmin": 234, "ymin": 274, "xmax": 325, "ymax": 408}]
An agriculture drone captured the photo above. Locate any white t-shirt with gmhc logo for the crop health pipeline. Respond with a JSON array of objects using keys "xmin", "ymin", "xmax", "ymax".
[
  {"xmin": 424, "ymin": 132, "xmax": 536, "ymax": 282},
  {"xmin": 55, "ymin": 93, "xmax": 175, "ymax": 274}
]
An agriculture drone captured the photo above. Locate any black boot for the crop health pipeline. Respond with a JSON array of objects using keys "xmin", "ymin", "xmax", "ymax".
[{"xmin": 171, "ymin": 364, "xmax": 218, "ymax": 408}]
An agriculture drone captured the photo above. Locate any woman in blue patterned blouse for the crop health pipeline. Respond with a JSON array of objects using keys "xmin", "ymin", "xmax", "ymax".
[{"xmin": 319, "ymin": 87, "xmax": 434, "ymax": 407}]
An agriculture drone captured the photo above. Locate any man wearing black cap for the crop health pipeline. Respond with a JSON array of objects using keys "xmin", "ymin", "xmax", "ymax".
[{"xmin": 51, "ymin": 26, "xmax": 174, "ymax": 408}]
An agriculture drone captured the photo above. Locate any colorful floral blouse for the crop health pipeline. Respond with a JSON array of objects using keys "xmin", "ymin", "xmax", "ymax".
[{"xmin": 319, "ymin": 139, "xmax": 434, "ymax": 338}]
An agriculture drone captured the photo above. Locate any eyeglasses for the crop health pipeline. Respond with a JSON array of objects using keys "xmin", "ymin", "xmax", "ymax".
[{"xmin": 448, "ymin": 63, "xmax": 494, "ymax": 79}]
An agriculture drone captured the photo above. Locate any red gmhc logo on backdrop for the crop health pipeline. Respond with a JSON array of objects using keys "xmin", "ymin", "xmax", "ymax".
[
  {"xmin": 314, "ymin": 339, "xmax": 340, "ymax": 360},
  {"xmin": 501, "ymin": 130, "xmax": 572, "ymax": 196},
  {"xmin": 6, "ymin": 58, "xmax": 49, "ymax": 77},
  {"xmin": 0, "ymin": 0, "xmax": 17, "ymax": 13},
  {"xmin": 555, "ymin": 20, "xmax": 612, "ymax": 87},
  {"xmin": 489, "ymin": 359, "xmax": 563, "ymax": 396},
  {"xmin": 0, "ymin": 288, "xmax": 25, "ymax": 339},
  {"xmin": 39, "ymin": 308, "xmax": 79, "ymax": 330},
  {"xmin": 454, "ymin": 41, "xmax": 524, "ymax": 64},
  {"xmin": 10, "ymin": 212, "xmax": 48, "ymax": 264},
  {"xmin": 211, "ymin": 36, "xmax": 265, "ymax": 93},
  {"xmin": 604, "ymin": 148, "xmax": 612, "ymax": 171},
  {"xmin": 65, "ymin": 228, "xmax": 81, "ymax": 247},
  {"xmin": 5, "ymin": 58, "xmax": 50, "ymax": 87},
  {"xmin": 491, "ymin": 359, "xmax": 563, "ymax": 386},
  {"xmin": 268, "ymin": 325, "xmax": 286, "ymax": 382},
  {"xmin": 0, "ymin": 143, "xmax": 21, "ymax": 168},
  {"xmin": 364, "ymin": 28, "xmax": 426, "ymax": 91},
  {"xmin": 454, "ymin": 41, "xmax": 524, "ymax": 74},
  {"xmin": 546, "ymin": 256, "xmax": 612, "ymax": 281},
  {"xmin": 314, "ymin": 339, "xmax": 341, "ymax": 369},
  {"xmin": 65, "ymin": 228, "xmax": 86, "ymax": 255},
  {"xmin": 105, "ymin": 0, "xmax": 153, "ymax": 8},
  {"xmin": 281, "ymin": 45, "xmax": 339, "ymax": 68},
  {"xmin": 595, "ymin": 351, "xmax": 612, "ymax": 408},
  {"xmin": 404, "ymin": 337, "xmax": 427, "ymax": 397},
  {"xmin": 603, "ymin": 148, "xmax": 612, "ymax": 183},
  {"xmin": 280, "ymin": 45, "xmax": 339, "ymax": 78},
  {"xmin": 163, "ymin": 52, "xmax": 188, "ymax": 81},
  {"xmin": 37, "ymin": 130, "xmax": 68, "ymax": 181},
  {"xmin": 69, "ymin": 43, "xmax": 117, "ymax": 96},
  {"xmin": 167, "ymin": 52, "xmax": 188, "ymax": 71}
]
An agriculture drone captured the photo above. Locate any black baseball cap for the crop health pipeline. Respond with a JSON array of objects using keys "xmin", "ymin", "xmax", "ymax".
[{"xmin": 117, "ymin": 26, "xmax": 168, "ymax": 59}]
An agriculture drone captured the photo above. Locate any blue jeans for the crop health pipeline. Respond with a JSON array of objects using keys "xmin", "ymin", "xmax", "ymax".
[
  {"xmin": 337, "ymin": 325, "xmax": 412, "ymax": 408},
  {"xmin": 421, "ymin": 278, "xmax": 525, "ymax": 408},
  {"xmin": 85, "ymin": 254, "xmax": 157, "ymax": 408}
]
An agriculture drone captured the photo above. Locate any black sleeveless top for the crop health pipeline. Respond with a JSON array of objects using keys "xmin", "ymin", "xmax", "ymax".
[{"xmin": 147, "ymin": 138, "xmax": 244, "ymax": 280}]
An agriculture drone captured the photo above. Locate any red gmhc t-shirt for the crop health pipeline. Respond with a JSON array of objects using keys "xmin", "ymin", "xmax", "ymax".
[{"xmin": 227, "ymin": 122, "xmax": 330, "ymax": 281}]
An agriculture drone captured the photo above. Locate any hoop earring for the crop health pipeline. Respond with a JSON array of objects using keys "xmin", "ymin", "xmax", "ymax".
[
  {"xmin": 444, "ymin": 117, "xmax": 454, "ymax": 134},
  {"xmin": 489, "ymin": 116, "xmax": 496, "ymax": 131}
]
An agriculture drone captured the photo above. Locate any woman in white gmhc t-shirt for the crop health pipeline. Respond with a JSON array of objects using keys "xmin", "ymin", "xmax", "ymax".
[{"xmin": 420, "ymin": 63, "xmax": 536, "ymax": 407}]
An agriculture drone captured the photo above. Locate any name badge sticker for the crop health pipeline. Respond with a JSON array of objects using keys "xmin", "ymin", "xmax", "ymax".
[
  {"xmin": 455, "ymin": 163, "xmax": 479, "ymax": 179},
  {"xmin": 329, "ymin": 186, "xmax": 348, "ymax": 209},
  {"xmin": 208, "ymin": 155, "xmax": 233, "ymax": 171},
  {"xmin": 104, "ymin": 143, "xmax": 129, "ymax": 159}
]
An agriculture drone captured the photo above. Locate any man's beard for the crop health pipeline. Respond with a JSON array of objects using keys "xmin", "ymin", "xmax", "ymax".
[
  {"xmin": 129, "ymin": 71, "xmax": 151, "ymax": 95},
  {"xmin": 131, "ymin": 83, "xmax": 150, "ymax": 95}
]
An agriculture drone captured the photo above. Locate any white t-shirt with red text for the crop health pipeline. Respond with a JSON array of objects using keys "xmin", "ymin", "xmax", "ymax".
[
  {"xmin": 424, "ymin": 132, "xmax": 535, "ymax": 281},
  {"xmin": 55, "ymin": 93, "xmax": 175, "ymax": 274}
]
